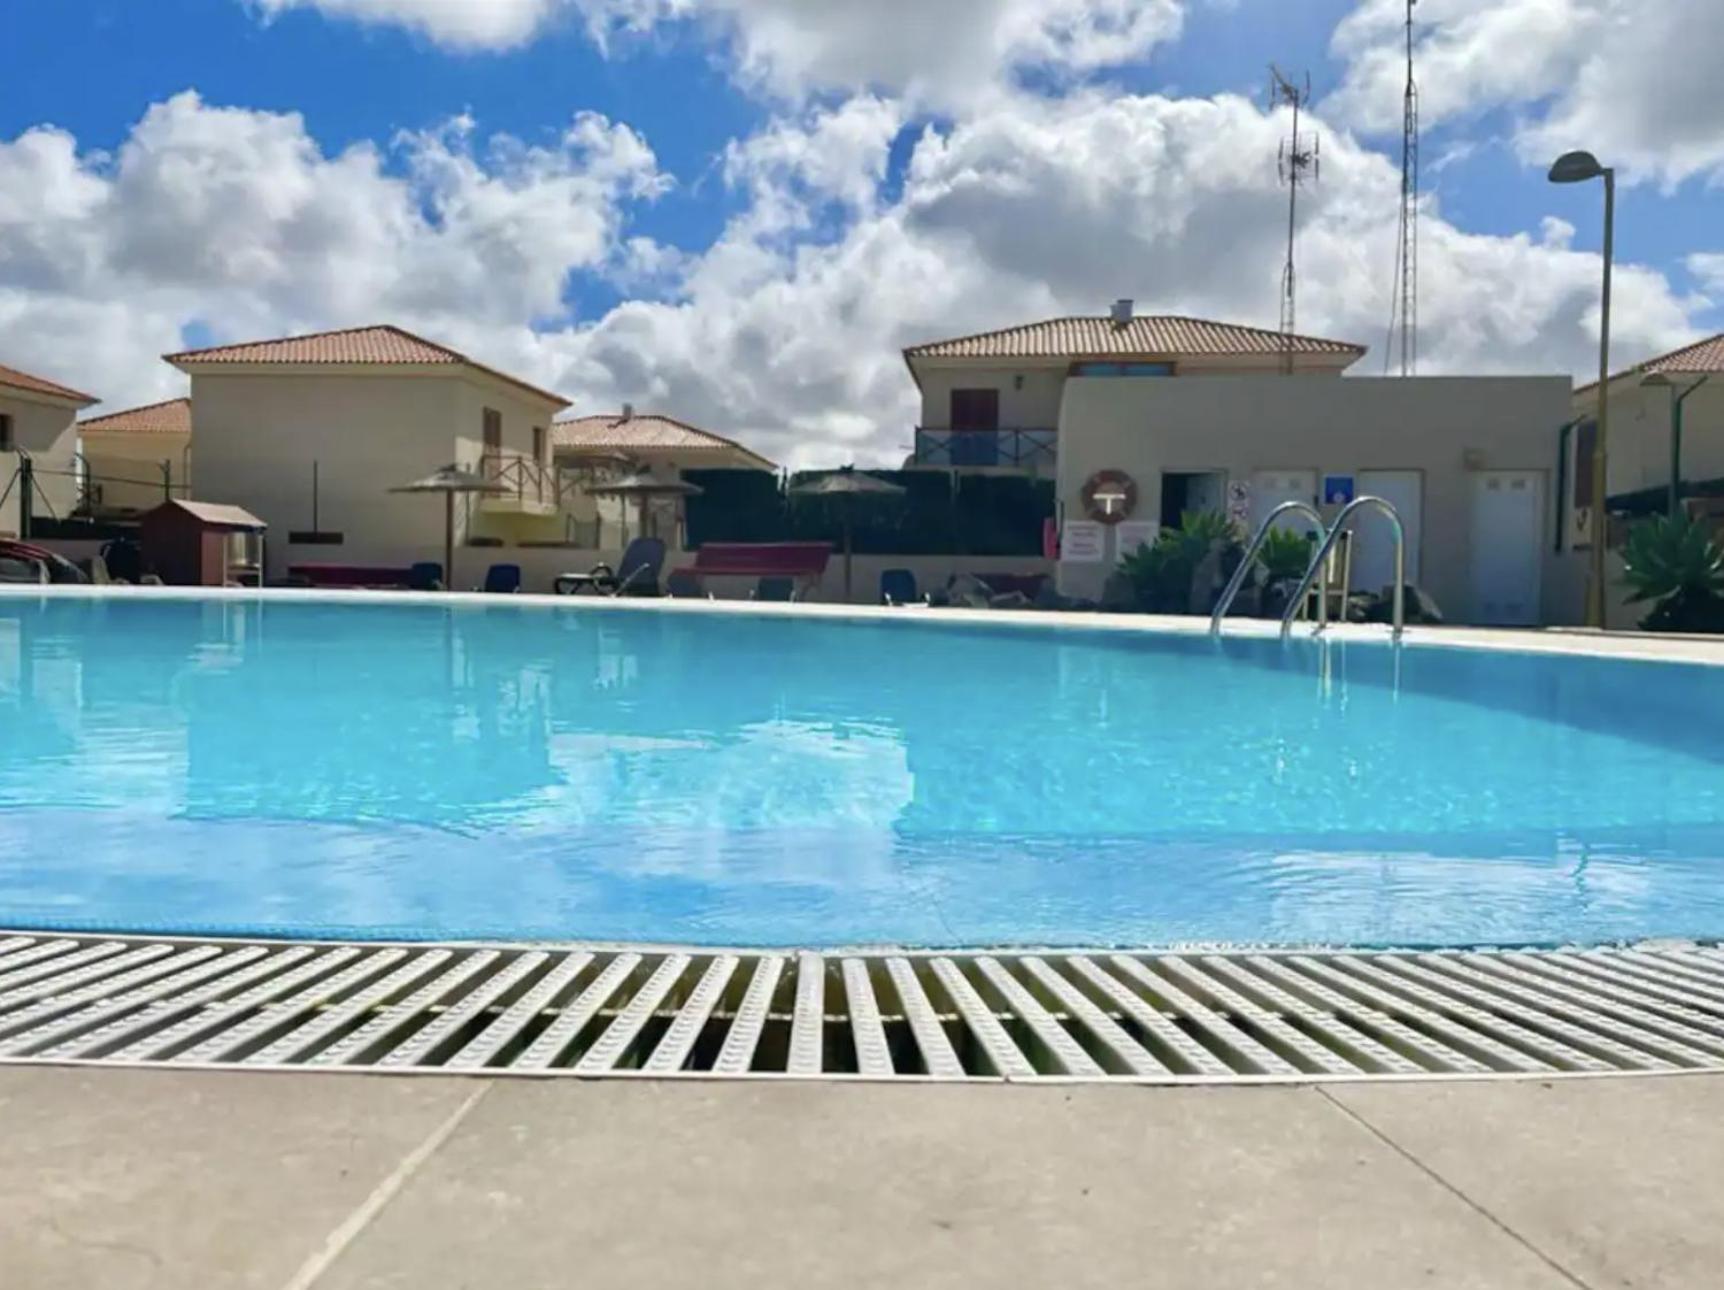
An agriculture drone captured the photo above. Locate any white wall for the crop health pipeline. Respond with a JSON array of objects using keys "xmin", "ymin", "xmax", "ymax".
[
  {"xmin": 1054, "ymin": 374, "xmax": 1577, "ymax": 624},
  {"xmin": 80, "ymin": 430, "xmax": 191, "ymax": 514},
  {"xmin": 0, "ymin": 389, "xmax": 81, "ymax": 537}
]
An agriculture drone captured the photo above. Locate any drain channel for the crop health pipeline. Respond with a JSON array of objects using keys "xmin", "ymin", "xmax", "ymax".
[{"xmin": 2, "ymin": 933, "xmax": 1723, "ymax": 1082}]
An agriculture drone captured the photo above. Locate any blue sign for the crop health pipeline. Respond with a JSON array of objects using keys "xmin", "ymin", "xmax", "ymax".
[{"xmin": 1322, "ymin": 474, "xmax": 1355, "ymax": 506}]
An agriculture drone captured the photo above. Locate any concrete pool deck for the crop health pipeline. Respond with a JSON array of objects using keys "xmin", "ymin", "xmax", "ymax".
[{"xmin": 6, "ymin": 1066, "xmax": 1722, "ymax": 1289}]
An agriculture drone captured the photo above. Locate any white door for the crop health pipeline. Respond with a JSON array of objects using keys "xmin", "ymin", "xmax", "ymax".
[
  {"xmin": 1469, "ymin": 471, "xmax": 1545, "ymax": 626},
  {"xmin": 1355, "ymin": 470, "xmax": 1424, "ymax": 595},
  {"xmin": 1248, "ymin": 469, "xmax": 1318, "ymax": 537}
]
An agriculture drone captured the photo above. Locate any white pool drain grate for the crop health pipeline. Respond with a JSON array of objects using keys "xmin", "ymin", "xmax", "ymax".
[{"xmin": 3, "ymin": 932, "xmax": 1724, "ymax": 1082}]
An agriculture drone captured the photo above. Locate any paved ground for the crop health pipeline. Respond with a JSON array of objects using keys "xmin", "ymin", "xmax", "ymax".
[{"xmin": 4, "ymin": 1068, "xmax": 1721, "ymax": 1289}]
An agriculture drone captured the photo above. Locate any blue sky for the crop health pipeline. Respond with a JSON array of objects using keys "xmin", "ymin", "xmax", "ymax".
[{"xmin": 1, "ymin": 0, "xmax": 1718, "ymax": 460}]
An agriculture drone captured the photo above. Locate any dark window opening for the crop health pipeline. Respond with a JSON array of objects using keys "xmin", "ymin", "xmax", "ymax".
[
  {"xmin": 532, "ymin": 425, "xmax": 546, "ymax": 462},
  {"xmin": 949, "ymin": 388, "xmax": 1000, "ymax": 430},
  {"xmin": 483, "ymin": 408, "xmax": 503, "ymax": 455},
  {"xmin": 0, "ymin": 413, "xmax": 13, "ymax": 452},
  {"xmin": 1071, "ymin": 362, "xmax": 1175, "ymax": 377}
]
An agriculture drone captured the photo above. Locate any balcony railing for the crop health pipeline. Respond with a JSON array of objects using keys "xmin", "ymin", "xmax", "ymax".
[
  {"xmin": 481, "ymin": 450, "xmax": 558, "ymax": 510},
  {"xmin": 913, "ymin": 428, "xmax": 1057, "ymax": 469}
]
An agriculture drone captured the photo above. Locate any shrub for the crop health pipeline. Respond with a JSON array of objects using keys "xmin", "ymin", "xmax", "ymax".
[{"xmin": 1621, "ymin": 512, "xmax": 1724, "ymax": 633}]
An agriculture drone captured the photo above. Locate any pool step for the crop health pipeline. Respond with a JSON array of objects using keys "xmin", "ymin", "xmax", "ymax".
[{"xmin": 2, "ymin": 932, "xmax": 1723, "ymax": 1083}]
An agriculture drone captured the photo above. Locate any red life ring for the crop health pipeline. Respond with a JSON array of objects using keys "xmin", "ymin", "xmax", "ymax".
[{"xmin": 1081, "ymin": 469, "xmax": 1138, "ymax": 525}]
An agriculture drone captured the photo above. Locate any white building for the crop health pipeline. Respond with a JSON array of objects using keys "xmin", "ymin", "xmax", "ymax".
[{"xmin": 1, "ymin": 362, "xmax": 98, "ymax": 539}]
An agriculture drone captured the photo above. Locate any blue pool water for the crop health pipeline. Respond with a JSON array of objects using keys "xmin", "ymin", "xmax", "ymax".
[{"xmin": 2, "ymin": 593, "xmax": 1723, "ymax": 949}]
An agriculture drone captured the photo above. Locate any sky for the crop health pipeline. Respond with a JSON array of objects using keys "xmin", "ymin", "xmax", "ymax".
[{"xmin": 1, "ymin": 0, "xmax": 1720, "ymax": 466}]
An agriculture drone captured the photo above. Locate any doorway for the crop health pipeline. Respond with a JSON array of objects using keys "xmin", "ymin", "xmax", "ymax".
[
  {"xmin": 1470, "ymin": 471, "xmax": 1545, "ymax": 625},
  {"xmin": 1355, "ymin": 469, "xmax": 1424, "ymax": 594},
  {"xmin": 1160, "ymin": 470, "xmax": 1227, "ymax": 527}
]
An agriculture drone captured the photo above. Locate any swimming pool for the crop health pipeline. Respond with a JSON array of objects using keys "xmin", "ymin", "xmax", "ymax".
[{"xmin": 2, "ymin": 591, "xmax": 1722, "ymax": 949}]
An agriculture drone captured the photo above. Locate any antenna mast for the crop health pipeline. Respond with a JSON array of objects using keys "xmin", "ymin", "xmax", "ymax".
[
  {"xmin": 1386, "ymin": 0, "xmax": 1419, "ymax": 375},
  {"xmin": 1271, "ymin": 66, "xmax": 1319, "ymax": 375}
]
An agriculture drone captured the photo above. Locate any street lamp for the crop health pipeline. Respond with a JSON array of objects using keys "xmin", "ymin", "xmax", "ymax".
[
  {"xmin": 1549, "ymin": 149, "xmax": 1616, "ymax": 627},
  {"xmin": 1642, "ymin": 371, "xmax": 1711, "ymax": 518}
]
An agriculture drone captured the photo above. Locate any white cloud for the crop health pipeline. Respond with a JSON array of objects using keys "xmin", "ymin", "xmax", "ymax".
[
  {"xmin": 0, "ymin": 85, "xmax": 1710, "ymax": 469},
  {"xmin": 1689, "ymin": 253, "xmax": 1724, "ymax": 297},
  {"xmin": 0, "ymin": 91, "xmax": 666, "ymax": 406},
  {"xmin": 251, "ymin": 0, "xmax": 1185, "ymax": 105},
  {"xmin": 1328, "ymin": 0, "xmax": 1724, "ymax": 187},
  {"xmin": 250, "ymin": 0, "xmax": 564, "ymax": 49}
]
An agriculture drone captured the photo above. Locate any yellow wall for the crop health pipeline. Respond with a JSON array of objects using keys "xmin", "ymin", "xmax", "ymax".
[
  {"xmin": 1054, "ymin": 374, "xmax": 1577, "ymax": 623},
  {"xmin": 186, "ymin": 367, "xmax": 564, "ymax": 580},
  {"xmin": 0, "ymin": 389, "xmax": 80, "ymax": 537},
  {"xmin": 80, "ymin": 430, "xmax": 191, "ymax": 514}
]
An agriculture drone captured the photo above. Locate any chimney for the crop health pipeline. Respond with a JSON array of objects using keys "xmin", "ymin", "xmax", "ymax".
[
  {"xmin": 620, "ymin": 402, "xmax": 634, "ymax": 421},
  {"xmin": 1110, "ymin": 299, "xmax": 1134, "ymax": 326}
]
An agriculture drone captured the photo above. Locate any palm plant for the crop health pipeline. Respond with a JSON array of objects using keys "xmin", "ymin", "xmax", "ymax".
[
  {"xmin": 1257, "ymin": 527, "xmax": 1316, "ymax": 582},
  {"xmin": 1620, "ymin": 511, "xmax": 1724, "ymax": 633}
]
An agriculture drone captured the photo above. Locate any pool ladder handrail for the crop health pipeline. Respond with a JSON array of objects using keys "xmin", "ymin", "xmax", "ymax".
[
  {"xmin": 1280, "ymin": 495, "xmax": 1407, "ymax": 641},
  {"xmin": 1209, "ymin": 501, "xmax": 1331, "ymax": 636}
]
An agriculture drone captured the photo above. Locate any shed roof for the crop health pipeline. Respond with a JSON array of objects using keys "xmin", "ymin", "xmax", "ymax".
[{"xmin": 153, "ymin": 499, "xmax": 267, "ymax": 530}]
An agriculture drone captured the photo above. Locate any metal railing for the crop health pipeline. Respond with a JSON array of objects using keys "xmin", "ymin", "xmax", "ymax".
[
  {"xmin": 482, "ymin": 450, "xmax": 557, "ymax": 507},
  {"xmin": 914, "ymin": 428, "xmax": 1057, "ymax": 469},
  {"xmin": 1280, "ymin": 495, "xmax": 1407, "ymax": 640},
  {"xmin": 1210, "ymin": 501, "xmax": 1330, "ymax": 635}
]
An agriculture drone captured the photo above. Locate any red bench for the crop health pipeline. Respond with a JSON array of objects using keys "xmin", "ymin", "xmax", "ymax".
[{"xmin": 673, "ymin": 542, "xmax": 833, "ymax": 595}]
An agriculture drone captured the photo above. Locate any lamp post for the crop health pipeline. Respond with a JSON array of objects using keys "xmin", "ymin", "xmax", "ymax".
[
  {"xmin": 1549, "ymin": 149, "xmax": 1616, "ymax": 627},
  {"xmin": 1641, "ymin": 372, "xmax": 1711, "ymax": 518}
]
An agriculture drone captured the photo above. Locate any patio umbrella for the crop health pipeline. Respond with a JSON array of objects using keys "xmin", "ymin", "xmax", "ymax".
[
  {"xmin": 389, "ymin": 464, "xmax": 504, "ymax": 590},
  {"xmin": 586, "ymin": 469, "xmax": 705, "ymax": 544},
  {"xmin": 789, "ymin": 467, "xmax": 908, "ymax": 600}
]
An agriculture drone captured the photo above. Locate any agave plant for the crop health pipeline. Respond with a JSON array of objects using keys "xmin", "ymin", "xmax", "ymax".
[
  {"xmin": 1257, "ymin": 527, "xmax": 1316, "ymax": 582},
  {"xmin": 1119, "ymin": 510, "xmax": 1243, "ymax": 612},
  {"xmin": 1620, "ymin": 512, "xmax": 1724, "ymax": 633}
]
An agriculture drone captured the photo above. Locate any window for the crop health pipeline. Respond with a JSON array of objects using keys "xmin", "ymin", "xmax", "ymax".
[
  {"xmin": 0, "ymin": 413, "xmax": 12, "ymax": 452},
  {"xmin": 1070, "ymin": 362, "xmax": 1175, "ymax": 377},
  {"xmin": 532, "ymin": 425, "xmax": 546, "ymax": 463},
  {"xmin": 482, "ymin": 408, "xmax": 502, "ymax": 455},
  {"xmin": 949, "ymin": 388, "xmax": 1000, "ymax": 430}
]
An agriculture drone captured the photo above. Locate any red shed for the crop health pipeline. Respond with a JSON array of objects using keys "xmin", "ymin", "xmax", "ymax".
[{"xmin": 140, "ymin": 500, "xmax": 267, "ymax": 587}]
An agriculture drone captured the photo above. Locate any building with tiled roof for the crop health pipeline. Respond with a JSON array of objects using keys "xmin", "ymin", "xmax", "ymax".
[
  {"xmin": 553, "ymin": 408, "xmax": 777, "ymax": 471},
  {"xmin": 1, "ymin": 361, "xmax": 97, "ymax": 538},
  {"xmin": 904, "ymin": 314, "xmax": 1366, "ymax": 364},
  {"xmin": 164, "ymin": 324, "xmax": 576, "ymax": 580},
  {"xmin": 78, "ymin": 399, "xmax": 195, "ymax": 516},
  {"xmin": 81, "ymin": 397, "xmax": 193, "ymax": 437},
  {"xmin": 167, "ymin": 324, "xmax": 570, "ymax": 409}
]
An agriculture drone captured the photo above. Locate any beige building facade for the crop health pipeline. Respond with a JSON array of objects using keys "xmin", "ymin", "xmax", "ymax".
[
  {"xmin": 0, "ymin": 362, "xmax": 97, "ymax": 539},
  {"xmin": 168, "ymin": 325, "xmax": 571, "ymax": 579},
  {"xmin": 1055, "ymin": 374, "xmax": 1577, "ymax": 625},
  {"xmin": 78, "ymin": 398, "xmax": 193, "ymax": 516}
]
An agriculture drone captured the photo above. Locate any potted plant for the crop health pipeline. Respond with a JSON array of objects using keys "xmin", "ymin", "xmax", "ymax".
[{"xmin": 1620, "ymin": 511, "xmax": 1724, "ymax": 633}]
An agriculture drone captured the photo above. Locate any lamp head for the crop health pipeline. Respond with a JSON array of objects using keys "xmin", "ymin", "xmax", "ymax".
[{"xmin": 1549, "ymin": 150, "xmax": 1606, "ymax": 184}]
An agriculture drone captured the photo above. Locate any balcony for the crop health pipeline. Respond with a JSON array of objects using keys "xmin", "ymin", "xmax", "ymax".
[
  {"xmin": 913, "ymin": 428, "xmax": 1057, "ymax": 471},
  {"xmin": 480, "ymin": 450, "xmax": 559, "ymax": 516}
]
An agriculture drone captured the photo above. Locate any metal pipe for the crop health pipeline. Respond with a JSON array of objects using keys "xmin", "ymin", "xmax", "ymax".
[
  {"xmin": 1668, "ymin": 375, "xmax": 1710, "ymax": 518},
  {"xmin": 1589, "ymin": 169, "xmax": 1615, "ymax": 626},
  {"xmin": 1210, "ymin": 500, "xmax": 1329, "ymax": 636},
  {"xmin": 1280, "ymin": 495, "xmax": 1407, "ymax": 641}
]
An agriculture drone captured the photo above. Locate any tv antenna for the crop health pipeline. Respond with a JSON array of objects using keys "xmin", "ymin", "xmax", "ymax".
[
  {"xmin": 1271, "ymin": 66, "xmax": 1319, "ymax": 374},
  {"xmin": 1385, "ymin": 0, "xmax": 1419, "ymax": 375}
]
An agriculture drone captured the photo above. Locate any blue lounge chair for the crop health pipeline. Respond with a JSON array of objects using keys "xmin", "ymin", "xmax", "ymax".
[
  {"xmin": 478, "ymin": 563, "xmax": 522, "ymax": 594},
  {"xmin": 408, "ymin": 561, "xmax": 444, "ymax": 591},
  {"xmin": 880, "ymin": 568, "xmax": 920, "ymax": 605},
  {"xmin": 555, "ymin": 537, "xmax": 666, "ymax": 597}
]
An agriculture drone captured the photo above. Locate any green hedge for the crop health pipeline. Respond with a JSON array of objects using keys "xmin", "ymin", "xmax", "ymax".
[{"xmin": 683, "ymin": 469, "xmax": 1053, "ymax": 555}]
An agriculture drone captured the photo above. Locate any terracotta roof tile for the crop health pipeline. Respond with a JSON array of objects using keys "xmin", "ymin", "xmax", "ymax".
[
  {"xmin": 1577, "ymin": 332, "xmax": 1724, "ymax": 395},
  {"xmin": 166, "ymin": 324, "xmax": 569, "ymax": 408},
  {"xmin": 0, "ymin": 361, "xmax": 97, "ymax": 406},
  {"xmin": 904, "ymin": 315, "xmax": 1366, "ymax": 362},
  {"xmin": 552, "ymin": 412, "xmax": 777, "ymax": 470},
  {"xmin": 79, "ymin": 397, "xmax": 192, "ymax": 436}
]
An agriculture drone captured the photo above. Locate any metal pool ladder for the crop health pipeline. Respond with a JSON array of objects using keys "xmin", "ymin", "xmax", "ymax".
[
  {"xmin": 1210, "ymin": 501, "xmax": 1330, "ymax": 635},
  {"xmin": 1280, "ymin": 495, "xmax": 1407, "ymax": 640}
]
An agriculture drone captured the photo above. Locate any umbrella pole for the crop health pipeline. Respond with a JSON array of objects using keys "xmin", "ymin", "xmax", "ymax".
[
  {"xmin": 843, "ymin": 504, "xmax": 853, "ymax": 602},
  {"xmin": 444, "ymin": 490, "xmax": 455, "ymax": 591}
]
